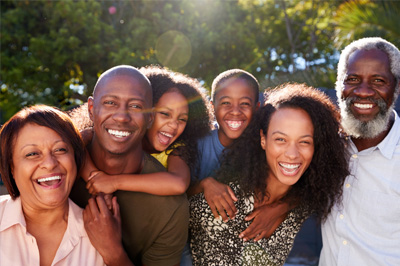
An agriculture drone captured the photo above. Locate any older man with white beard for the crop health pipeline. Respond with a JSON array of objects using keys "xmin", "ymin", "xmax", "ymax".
[{"xmin": 319, "ymin": 37, "xmax": 400, "ymax": 266}]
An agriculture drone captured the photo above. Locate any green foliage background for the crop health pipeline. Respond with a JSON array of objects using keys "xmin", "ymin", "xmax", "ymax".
[{"xmin": 1, "ymin": 0, "xmax": 399, "ymax": 123}]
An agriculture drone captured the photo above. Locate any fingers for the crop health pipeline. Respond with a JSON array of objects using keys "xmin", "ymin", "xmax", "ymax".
[
  {"xmin": 239, "ymin": 222, "xmax": 262, "ymax": 241},
  {"xmin": 227, "ymin": 187, "xmax": 238, "ymax": 202},
  {"xmin": 207, "ymin": 200, "xmax": 221, "ymax": 220},
  {"xmin": 111, "ymin": 196, "xmax": 121, "ymax": 223},
  {"xmin": 83, "ymin": 202, "xmax": 93, "ymax": 223},
  {"xmin": 88, "ymin": 170, "xmax": 100, "ymax": 181},
  {"xmin": 207, "ymin": 195, "xmax": 237, "ymax": 222},
  {"xmin": 223, "ymin": 191, "xmax": 237, "ymax": 219},
  {"xmin": 95, "ymin": 193, "xmax": 113, "ymax": 216},
  {"xmin": 245, "ymin": 208, "xmax": 260, "ymax": 221},
  {"xmin": 83, "ymin": 197, "xmax": 101, "ymax": 233},
  {"xmin": 240, "ymin": 221, "xmax": 268, "ymax": 241},
  {"xmin": 253, "ymin": 230, "xmax": 268, "ymax": 242},
  {"xmin": 212, "ymin": 200, "xmax": 229, "ymax": 221},
  {"xmin": 86, "ymin": 180, "xmax": 97, "ymax": 195},
  {"xmin": 104, "ymin": 194, "xmax": 113, "ymax": 209}
]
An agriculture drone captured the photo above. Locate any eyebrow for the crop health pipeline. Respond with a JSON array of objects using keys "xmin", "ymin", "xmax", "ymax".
[
  {"xmin": 346, "ymin": 73, "xmax": 390, "ymax": 79},
  {"xmin": 157, "ymin": 106, "xmax": 189, "ymax": 115},
  {"xmin": 218, "ymin": 95, "xmax": 253, "ymax": 102},
  {"xmin": 271, "ymin": 131, "xmax": 313, "ymax": 138},
  {"xmin": 21, "ymin": 140, "xmax": 65, "ymax": 150},
  {"xmin": 101, "ymin": 95, "xmax": 146, "ymax": 102}
]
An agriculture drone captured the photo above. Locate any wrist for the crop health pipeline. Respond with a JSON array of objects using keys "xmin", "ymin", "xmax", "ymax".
[
  {"xmin": 111, "ymin": 175, "xmax": 119, "ymax": 192},
  {"xmin": 102, "ymin": 244, "xmax": 131, "ymax": 266},
  {"xmin": 200, "ymin": 177, "xmax": 213, "ymax": 191}
]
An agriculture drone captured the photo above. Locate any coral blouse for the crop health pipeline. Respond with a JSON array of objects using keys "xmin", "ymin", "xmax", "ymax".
[{"xmin": 0, "ymin": 195, "xmax": 105, "ymax": 266}]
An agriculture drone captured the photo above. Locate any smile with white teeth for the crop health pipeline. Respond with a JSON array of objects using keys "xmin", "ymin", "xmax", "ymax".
[
  {"xmin": 226, "ymin": 120, "xmax": 243, "ymax": 130},
  {"xmin": 279, "ymin": 163, "xmax": 300, "ymax": 173},
  {"xmin": 160, "ymin": 131, "xmax": 173, "ymax": 138},
  {"xmin": 37, "ymin": 176, "xmax": 61, "ymax": 183},
  {"xmin": 354, "ymin": 103, "xmax": 374, "ymax": 109},
  {"xmin": 108, "ymin": 129, "xmax": 132, "ymax": 138}
]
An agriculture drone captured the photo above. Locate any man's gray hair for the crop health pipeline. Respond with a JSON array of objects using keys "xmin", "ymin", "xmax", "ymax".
[{"xmin": 336, "ymin": 37, "xmax": 400, "ymax": 101}]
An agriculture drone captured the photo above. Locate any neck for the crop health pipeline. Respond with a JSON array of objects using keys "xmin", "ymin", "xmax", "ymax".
[
  {"xmin": 22, "ymin": 199, "xmax": 69, "ymax": 228},
  {"xmin": 89, "ymin": 140, "xmax": 144, "ymax": 175},
  {"xmin": 217, "ymin": 130, "xmax": 233, "ymax": 148},
  {"xmin": 352, "ymin": 114, "xmax": 394, "ymax": 152},
  {"xmin": 262, "ymin": 176, "xmax": 291, "ymax": 204}
]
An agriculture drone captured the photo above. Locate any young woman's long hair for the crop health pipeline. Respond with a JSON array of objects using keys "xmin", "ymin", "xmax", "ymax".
[{"xmin": 217, "ymin": 83, "xmax": 349, "ymax": 221}]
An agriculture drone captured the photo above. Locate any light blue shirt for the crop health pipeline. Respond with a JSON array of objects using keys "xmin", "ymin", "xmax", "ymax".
[{"xmin": 320, "ymin": 111, "xmax": 400, "ymax": 266}]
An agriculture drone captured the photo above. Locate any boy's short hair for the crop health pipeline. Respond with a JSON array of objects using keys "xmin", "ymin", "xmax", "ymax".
[{"xmin": 211, "ymin": 69, "xmax": 260, "ymax": 103}]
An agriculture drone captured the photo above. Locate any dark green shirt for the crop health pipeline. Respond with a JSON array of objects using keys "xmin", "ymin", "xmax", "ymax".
[{"xmin": 70, "ymin": 153, "xmax": 189, "ymax": 266}]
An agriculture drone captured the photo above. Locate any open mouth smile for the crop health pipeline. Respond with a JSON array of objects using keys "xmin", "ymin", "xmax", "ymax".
[
  {"xmin": 36, "ymin": 175, "xmax": 62, "ymax": 188},
  {"xmin": 158, "ymin": 131, "xmax": 174, "ymax": 145},
  {"xmin": 279, "ymin": 163, "xmax": 301, "ymax": 175}
]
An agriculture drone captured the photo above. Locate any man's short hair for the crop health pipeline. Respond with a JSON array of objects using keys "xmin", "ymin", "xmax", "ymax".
[{"xmin": 211, "ymin": 69, "xmax": 260, "ymax": 103}]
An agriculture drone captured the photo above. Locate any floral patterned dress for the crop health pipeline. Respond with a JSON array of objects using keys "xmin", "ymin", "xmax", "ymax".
[{"xmin": 189, "ymin": 183, "xmax": 310, "ymax": 266}]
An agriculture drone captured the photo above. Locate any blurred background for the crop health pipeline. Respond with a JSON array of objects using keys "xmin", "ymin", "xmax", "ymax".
[
  {"xmin": 1, "ymin": 1, "xmax": 400, "ymax": 265},
  {"xmin": 1, "ymin": 0, "xmax": 399, "ymax": 123}
]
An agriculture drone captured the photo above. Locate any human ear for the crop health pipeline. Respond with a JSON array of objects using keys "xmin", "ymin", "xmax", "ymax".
[
  {"xmin": 260, "ymin": 129, "xmax": 266, "ymax": 150},
  {"xmin": 88, "ymin": 97, "xmax": 94, "ymax": 122}
]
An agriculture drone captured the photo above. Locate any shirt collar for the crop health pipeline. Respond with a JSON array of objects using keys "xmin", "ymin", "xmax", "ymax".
[
  {"xmin": 377, "ymin": 111, "xmax": 400, "ymax": 159},
  {"xmin": 348, "ymin": 111, "xmax": 400, "ymax": 159},
  {"xmin": 0, "ymin": 196, "xmax": 86, "ymax": 239},
  {"xmin": 0, "ymin": 196, "xmax": 26, "ymax": 233}
]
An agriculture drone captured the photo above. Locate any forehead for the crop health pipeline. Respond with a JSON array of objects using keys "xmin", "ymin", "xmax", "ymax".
[
  {"xmin": 347, "ymin": 49, "xmax": 392, "ymax": 74},
  {"xmin": 157, "ymin": 91, "xmax": 188, "ymax": 108},
  {"xmin": 215, "ymin": 78, "xmax": 256, "ymax": 101},
  {"xmin": 95, "ymin": 74, "xmax": 152, "ymax": 106},
  {"xmin": 14, "ymin": 123, "xmax": 61, "ymax": 147},
  {"xmin": 268, "ymin": 107, "xmax": 313, "ymax": 132}
]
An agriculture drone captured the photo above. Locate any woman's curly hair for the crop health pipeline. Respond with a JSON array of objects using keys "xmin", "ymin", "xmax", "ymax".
[
  {"xmin": 140, "ymin": 65, "xmax": 212, "ymax": 171},
  {"xmin": 216, "ymin": 83, "xmax": 349, "ymax": 222}
]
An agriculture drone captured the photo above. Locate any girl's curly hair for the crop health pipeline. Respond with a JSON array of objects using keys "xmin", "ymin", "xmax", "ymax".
[
  {"xmin": 140, "ymin": 65, "xmax": 212, "ymax": 172},
  {"xmin": 217, "ymin": 83, "xmax": 349, "ymax": 222}
]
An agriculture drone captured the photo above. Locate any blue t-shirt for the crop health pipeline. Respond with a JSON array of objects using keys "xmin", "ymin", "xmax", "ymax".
[{"xmin": 193, "ymin": 129, "xmax": 225, "ymax": 182}]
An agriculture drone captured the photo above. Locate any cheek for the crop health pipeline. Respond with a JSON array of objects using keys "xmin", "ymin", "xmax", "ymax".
[
  {"xmin": 342, "ymin": 85, "xmax": 352, "ymax": 98},
  {"xmin": 63, "ymin": 156, "xmax": 78, "ymax": 180},
  {"xmin": 303, "ymin": 148, "xmax": 314, "ymax": 166},
  {"xmin": 11, "ymin": 164, "xmax": 31, "ymax": 191},
  {"xmin": 265, "ymin": 144, "xmax": 280, "ymax": 163},
  {"xmin": 242, "ymin": 108, "xmax": 254, "ymax": 118},
  {"xmin": 177, "ymin": 124, "xmax": 187, "ymax": 137}
]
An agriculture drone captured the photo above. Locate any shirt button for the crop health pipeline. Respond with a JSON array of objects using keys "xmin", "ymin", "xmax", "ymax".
[
  {"xmin": 352, "ymin": 154, "xmax": 358, "ymax": 159},
  {"xmin": 343, "ymin": 240, "xmax": 348, "ymax": 245},
  {"xmin": 345, "ymin": 183, "xmax": 350, "ymax": 188},
  {"xmin": 340, "ymin": 214, "xmax": 344, "ymax": 219}
]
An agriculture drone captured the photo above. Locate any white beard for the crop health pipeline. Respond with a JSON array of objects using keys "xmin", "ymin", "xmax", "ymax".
[{"xmin": 339, "ymin": 97, "xmax": 393, "ymax": 139}]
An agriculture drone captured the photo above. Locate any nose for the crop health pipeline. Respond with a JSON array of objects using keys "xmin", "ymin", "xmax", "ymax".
[
  {"xmin": 285, "ymin": 143, "xmax": 299, "ymax": 160},
  {"xmin": 167, "ymin": 119, "xmax": 179, "ymax": 130},
  {"xmin": 40, "ymin": 152, "xmax": 58, "ymax": 170},
  {"xmin": 112, "ymin": 107, "xmax": 131, "ymax": 123},
  {"xmin": 353, "ymin": 81, "xmax": 375, "ymax": 98},
  {"xmin": 230, "ymin": 104, "xmax": 241, "ymax": 115}
]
